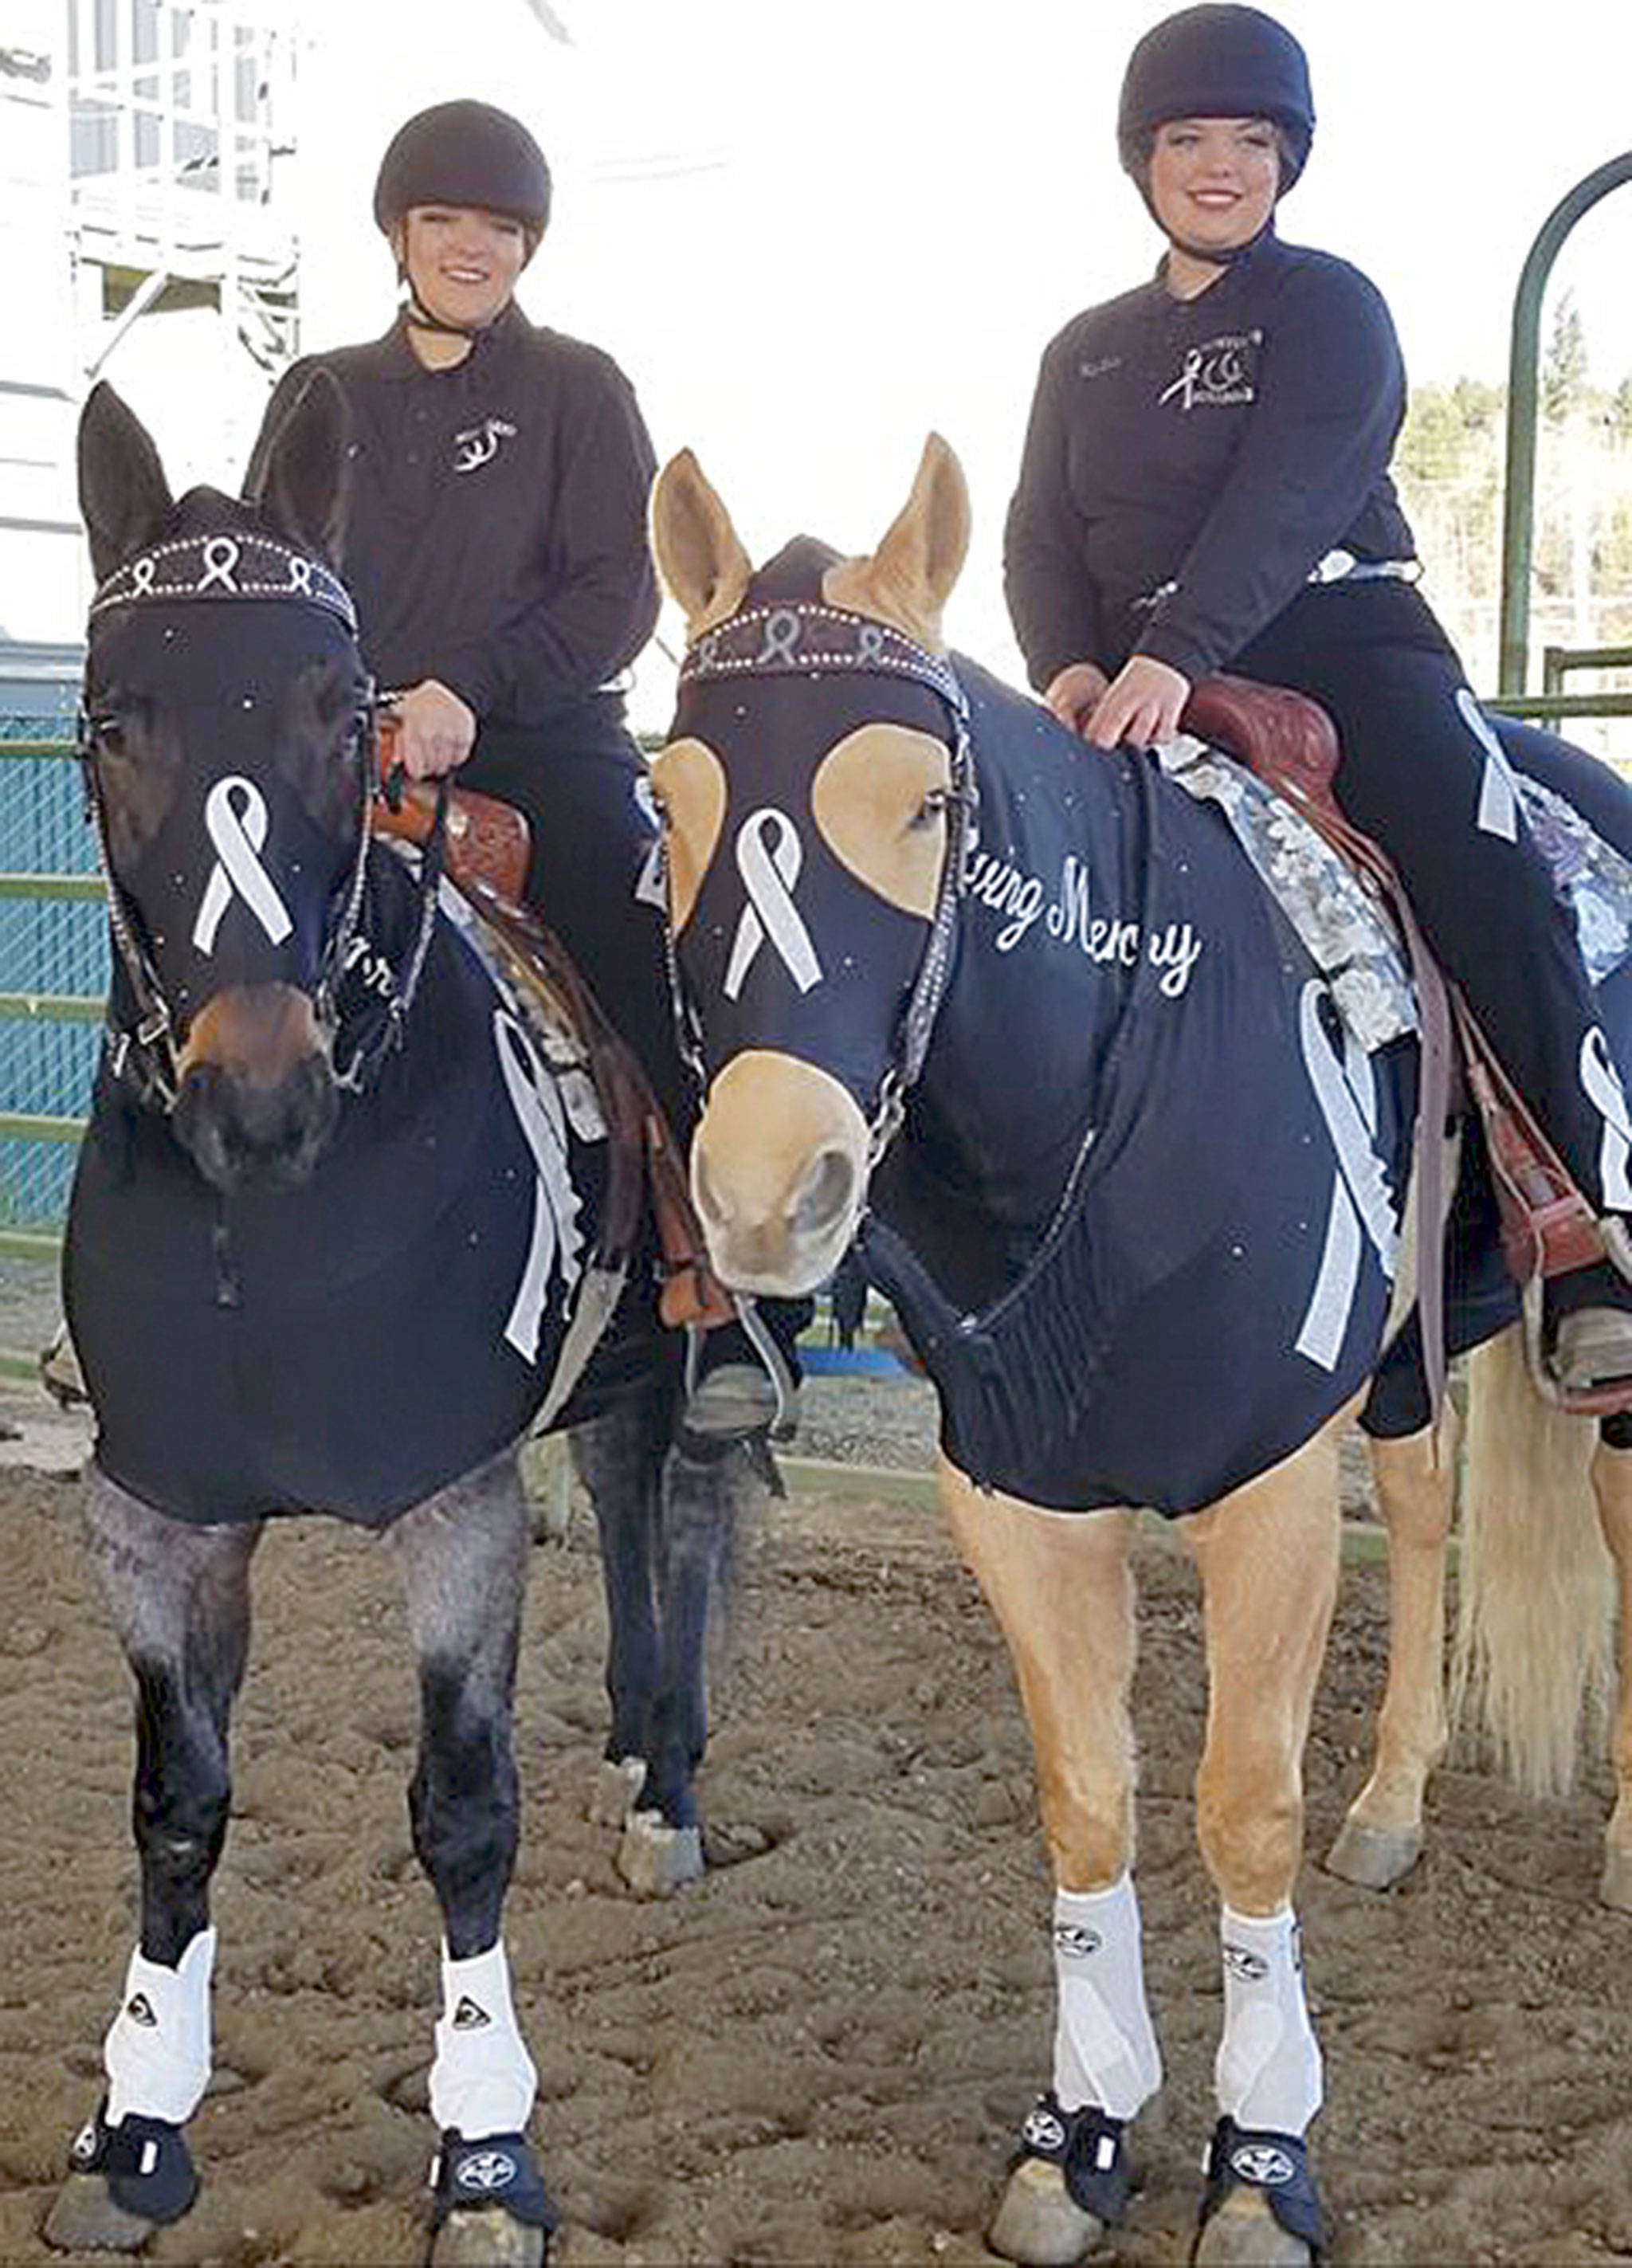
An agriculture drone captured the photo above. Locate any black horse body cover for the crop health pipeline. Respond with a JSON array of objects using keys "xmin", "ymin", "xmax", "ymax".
[
  {"xmin": 856, "ymin": 661, "xmax": 1422, "ymax": 1516},
  {"xmin": 67, "ymin": 853, "xmax": 611, "ymax": 1525}
]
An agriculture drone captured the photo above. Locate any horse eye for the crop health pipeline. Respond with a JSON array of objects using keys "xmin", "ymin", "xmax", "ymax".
[
  {"xmin": 91, "ymin": 716, "xmax": 128, "ymax": 757},
  {"xmin": 912, "ymin": 788, "xmax": 951, "ymax": 830}
]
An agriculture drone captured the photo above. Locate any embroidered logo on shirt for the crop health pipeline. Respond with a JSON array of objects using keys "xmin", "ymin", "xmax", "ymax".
[
  {"xmin": 453, "ymin": 417, "xmax": 518, "ymax": 473},
  {"xmin": 1157, "ymin": 331, "xmax": 1261, "ymax": 411},
  {"xmin": 1078, "ymin": 354, "xmax": 1123, "ymax": 382}
]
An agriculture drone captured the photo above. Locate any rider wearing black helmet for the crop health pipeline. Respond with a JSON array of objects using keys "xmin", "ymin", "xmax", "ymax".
[
  {"xmin": 1006, "ymin": 2, "xmax": 1632, "ymax": 1401},
  {"xmin": 247, "ymin": 100, "xmax": 804, "ymax": 1434}
]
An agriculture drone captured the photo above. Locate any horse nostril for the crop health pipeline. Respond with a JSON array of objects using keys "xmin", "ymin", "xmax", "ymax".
[{"xmin": 792, "ymin": 1148, "xmax": 855, "ymax": 1238}]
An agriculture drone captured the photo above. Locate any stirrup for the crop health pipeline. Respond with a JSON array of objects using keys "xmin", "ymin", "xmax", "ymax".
[{"xmin": 684, "ymin": 1298, "xmax": 798, "ymax": 1441}]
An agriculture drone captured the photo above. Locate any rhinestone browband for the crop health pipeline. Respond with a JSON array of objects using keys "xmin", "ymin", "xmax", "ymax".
[{"xmin": 89, "ymin": 531, "xmax": 358, "ymax": 636}]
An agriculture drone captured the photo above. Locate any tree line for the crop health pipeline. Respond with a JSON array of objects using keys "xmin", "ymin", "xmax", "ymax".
[{"xmin": 1395, "ymin": 291, "xmax": 1632, "ymax": 732}]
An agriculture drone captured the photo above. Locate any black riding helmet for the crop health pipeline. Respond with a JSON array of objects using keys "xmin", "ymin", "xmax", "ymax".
[
  {"xmin": 1118, "ymin": 5, "xmax": 1314, "ymax": 193},
  {"xmin": 374, "ymin": 99, "xmax": 553, "ymax": 243}
]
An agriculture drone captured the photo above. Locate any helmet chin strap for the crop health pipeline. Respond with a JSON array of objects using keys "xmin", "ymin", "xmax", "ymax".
[
  {"xmin": 1160, "ymin": 212, "xmax": 1277, "ymax": 272},
  {"xmin": 402, "ymin": 284, "xmax": 492, "ymax": 340}
]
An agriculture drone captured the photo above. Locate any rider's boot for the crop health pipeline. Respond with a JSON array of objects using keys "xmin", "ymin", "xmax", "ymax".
[{"xmin": 1548, "ymin": 1231, "xmax": 1632, "ymax": 1395}]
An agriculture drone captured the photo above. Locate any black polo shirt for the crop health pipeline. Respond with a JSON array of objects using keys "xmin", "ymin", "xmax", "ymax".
[
  {"xmin": 1003, "ymin": 231, "xmax": 1417, "ymax": 690},
  {"xmin": 246, "ymin": 304, "xmax": 658, "ymax": 727}
]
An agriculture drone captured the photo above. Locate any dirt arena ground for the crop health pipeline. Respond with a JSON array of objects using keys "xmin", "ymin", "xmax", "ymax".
[{"xmin": 2, "ymin": 1373, "xmax": 1631, "ymax": 2266}]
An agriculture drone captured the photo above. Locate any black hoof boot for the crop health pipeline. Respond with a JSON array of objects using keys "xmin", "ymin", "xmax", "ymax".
[
  {"xmin": 1193, "ymin": 2117, "xmax": 1325, "ymax": 2266},
  {"xmin": 43, "ymin": 2100, "xmax": 198, "ymax": 2254},
  {"xmin": 429, "ymin": 2130, "xmax": 558, "ymax": 2267},
  {"xmin": 989, "ymin": 2090, "xmax": 1131, "ymax": 2265}
]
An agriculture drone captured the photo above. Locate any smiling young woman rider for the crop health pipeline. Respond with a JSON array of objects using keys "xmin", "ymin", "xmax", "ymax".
[
  {"xmin": 1005, "ymin": 1, "xmax": 1632, "ymax": 1397},
  {"xmin": 245, "ymin": 100, "xmax": 804, "ymax": 1434}
]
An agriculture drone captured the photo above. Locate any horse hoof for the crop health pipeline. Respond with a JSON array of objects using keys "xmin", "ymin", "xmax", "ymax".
[
  {"xmin": 429, "ymin": 2203, "xmax": 547, "ymax": 2268},
  {"xmin": 1601, "ymin": 1846, "xmax": 1632, "ymax": 1913},
  {"xmin": 1324, "ymin": 1816, "xmax": 1422, "ymax": 1890},
  {"xmin": 1194, "ymin": 2189, "xmax": 1311, "ymax": 2268},
  {"xmin": 617, "ymin": 1809, "xmax": 704, "ymax": 1897},
  {"xmin": 587, "ymin": 1756, "xmax": 645, "ymax": 1829},
  {"xmin": 42, "ymin": 2175, "xmax": 157, "ymax": 2254},
  {"xmin": 987, "ymin": 2157, "xmax": 1105, "ymax": 2266}
]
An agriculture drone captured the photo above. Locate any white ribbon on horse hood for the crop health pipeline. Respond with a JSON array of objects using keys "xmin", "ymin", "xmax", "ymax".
[
  {"xmin": 494, "ymin": 1006, "xmax": 585, "ymax": 1364},
  {"xmin": 191, "ymin": 776, "xmax": 294, "ymax": 955},
  {"xmin": 725, "ymin": 808, "xmax": 822, "ymax": 999}
]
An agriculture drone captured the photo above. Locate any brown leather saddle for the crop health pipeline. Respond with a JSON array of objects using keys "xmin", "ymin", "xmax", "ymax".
[
  {"xmin": 368, "ymin": 721, "xmax": 732, "ymax": 1332},
  {"xmin": 1183, "ymin": 676, "xmax": 1623, "ymax": 1416}
]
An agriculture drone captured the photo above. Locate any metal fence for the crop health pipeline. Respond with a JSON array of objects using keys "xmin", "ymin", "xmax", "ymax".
[{"xmin": 0, "ymin": 689, "xmax": 104, "ymax": 1256}]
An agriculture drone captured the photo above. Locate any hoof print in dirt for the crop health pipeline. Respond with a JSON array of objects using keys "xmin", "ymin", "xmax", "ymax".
[
  {"xmin": 700, "ymin": 1817, "xmax": 775, "ymax": 1869},
  {"xmin": 617, "ymin": 1809, "xmax": 704, "ymax": 1896}
]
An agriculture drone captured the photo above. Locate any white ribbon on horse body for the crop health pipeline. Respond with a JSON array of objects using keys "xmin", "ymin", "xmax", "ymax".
[
  {"xmin": 493, "ymin": 1007, "xmax": 585, "ymax": 1364},
  {"xmin": 724, "ymin": 808, "xmax": 823, "ymax": 1000},
  {"xmin": 1582, "ymin": 1025, "xmax": 1632, "ymax": 1212},
  {"xmin": 1456, "ymin": 688, "xmax": 1520, "ymax": 844},
  {"xmin": 1295, "ymin": 982, "xmax": 1400, "ymax": 1372},
  {"xmin": 191, "ymin": 776, "xmax": 294, "ymax": 955}
]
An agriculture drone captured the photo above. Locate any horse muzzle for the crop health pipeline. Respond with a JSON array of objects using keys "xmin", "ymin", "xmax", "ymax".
[
  {"xmin": 172, "ymin": 983, "xmax": 339, "ymax": 1191},
  {"xmin": 690, "ymin": 1050, "xmax": 869, "ymax": 1298}
]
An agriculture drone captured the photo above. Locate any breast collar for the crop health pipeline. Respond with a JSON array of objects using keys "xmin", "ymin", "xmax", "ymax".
[{"xmin": 673, "ymin": 600, "xmax": 979, "ymax": 1163}]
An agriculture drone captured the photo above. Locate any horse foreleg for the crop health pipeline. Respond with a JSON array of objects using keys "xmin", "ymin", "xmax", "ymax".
[
  {"xmin": 1591, "ymin": 1433, "xmax": 1632, "ymax": 1910},
  {"xmin": 1326, "ymin": 1415, "xmax": 1456, "ymax": 1889},
  {"xmin": 1185, "ymin": 1415, "xmax": 1346, "ymax": 2268},
  {"xmin": 614, "ymin": 1424, "xmax": 748, "ymax": 1896},
  {"xmin": 45, "ymin": 1472, "xmax": 259, "ymax": 2254},
  {"xmin": 573, "ymin": 1391, "xmax": 664, "ymax": 1830},
  {"xmin": 940, "ymin": 1464, "xmax": 1152, "ymax": 2268},
  {"xmin": 395, "ymin": 1448, "xmax": 556, "ymax": 2265}
]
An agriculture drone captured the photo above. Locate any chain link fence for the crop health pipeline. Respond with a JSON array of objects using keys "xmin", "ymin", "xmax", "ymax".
[{"xmin": 0, "ymin": 687, "xmax": 105, "ymax": 1239}]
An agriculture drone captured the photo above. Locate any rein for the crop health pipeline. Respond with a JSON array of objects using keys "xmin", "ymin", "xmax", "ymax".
[
  {"xmin": 80, "ymin": 528, "xmax": 448, "ymax": 1113},
  {"xmin": 671, "ymin": 600, "xmax": 979, "ymax": 1162}
]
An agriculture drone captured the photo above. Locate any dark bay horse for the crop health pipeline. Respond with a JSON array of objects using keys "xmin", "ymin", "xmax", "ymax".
[
  {"xmin": 647, "ymin": 435, "xmax": 1632, "ymax": 2266},
  {"xmin": 42, "ymin": 379, "xmax": 738, "ymax": 2263}
]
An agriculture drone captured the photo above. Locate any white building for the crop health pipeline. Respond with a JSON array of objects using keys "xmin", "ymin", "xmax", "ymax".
[{"xmin": 0, "ymin": 0, "xmax": 302, "ymax": 673}]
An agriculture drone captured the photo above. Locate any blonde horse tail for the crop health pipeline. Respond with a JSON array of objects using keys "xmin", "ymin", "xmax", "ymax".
[{"xmin": 1454, "ymin": 1324, "xmax": 1611, "ymax": 1799}]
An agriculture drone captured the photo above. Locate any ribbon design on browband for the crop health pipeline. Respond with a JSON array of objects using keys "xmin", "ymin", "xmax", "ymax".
[
  {"xmin": 726, "ymin": 809, "xmax": 822, "ymax": 999},
  {"xmin": 89, "ymin": 532, "xmax": 358, "ymax": 637},
  {"xmin": 192, "ymin": 776, "xmax": 295, "ymax": 955},
  {"xmin": 681, "ymin": 601, "xmax": 967, "ymax": 721}
]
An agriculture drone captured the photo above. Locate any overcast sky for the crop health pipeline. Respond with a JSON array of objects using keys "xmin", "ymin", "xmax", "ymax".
[{"xmin": 116, "ymin": 0, "xmax": 1632, "ymax": 708}]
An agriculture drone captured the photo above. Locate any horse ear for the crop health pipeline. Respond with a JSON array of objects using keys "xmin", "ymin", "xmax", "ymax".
[
  {"xmin": 78, "ymin": 382, "xmax": 175, "ymax": 584},
  {"xmin": 650, "ymin": 449, "xmax": 754, "ymax": 639},
  {"xmin": 824, "ymin": 434, "xmax": 971, "ymax": 649},
  {"xmin": 249, "ymin": 368, "xmax": 351, "ymax": 566}
]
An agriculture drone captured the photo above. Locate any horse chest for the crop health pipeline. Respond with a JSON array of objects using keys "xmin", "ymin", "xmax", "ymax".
[{"xmin": 65, "ymin": 932, "xmax": 610, "ymax": 1527}]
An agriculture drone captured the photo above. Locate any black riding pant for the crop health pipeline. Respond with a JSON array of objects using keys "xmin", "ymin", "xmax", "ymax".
[
  {"xmin": 459, "ymin": 704, "xmax": 688, "ymax": 1135},
  {"xmin": 1235, "ymin": 581, "xmax": 1632, "ymax": 1222}
]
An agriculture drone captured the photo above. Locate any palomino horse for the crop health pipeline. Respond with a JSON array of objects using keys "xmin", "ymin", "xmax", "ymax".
[
  {"xmin": 647, "ymin": 434, "xmax": 1632, "ymax": 2266},
  {"xmin": 43, "ymin": 379, "xmax": 739, "ymax": 2262}
]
